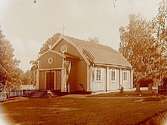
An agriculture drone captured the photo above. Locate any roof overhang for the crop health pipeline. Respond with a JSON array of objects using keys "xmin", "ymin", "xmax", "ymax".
[
  {"xmin": 94, "ymin": 63, "xmax": 132, "ymax": 70},
  {"xmin": 38, "ymin": 49, "xmax": 65, "ymax": 60},
  {"xmin": 50, "ymin": 35, "xmax": 90, "ymax": 65}
]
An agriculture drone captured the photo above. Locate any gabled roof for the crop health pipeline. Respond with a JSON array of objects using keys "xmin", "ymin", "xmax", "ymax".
[
  {"xmin": 51, "ymin": 33, "xmax": 132, "ymax": 68},
  {"xmin": 38, "ymin": 49, "xmax": 65, "ymax": 60}
]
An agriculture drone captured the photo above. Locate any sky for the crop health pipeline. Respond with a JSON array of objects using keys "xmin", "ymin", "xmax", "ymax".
[{"xmin": 0, "ymin": 0, "xmax": 161, "ymax": 71}]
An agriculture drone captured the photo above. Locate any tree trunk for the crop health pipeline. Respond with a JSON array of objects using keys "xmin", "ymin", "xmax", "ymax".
[
  {"xmin": 148, "ymin": 83, "xmax": 153, "ymax": 93},
  {"xmin": 136, "ymin": 83, "xmax": 141, "ymax": 92}
]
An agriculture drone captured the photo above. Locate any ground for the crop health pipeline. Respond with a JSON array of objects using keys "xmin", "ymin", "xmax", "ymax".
[{"xmin": 1, "ymin": 92, "xmax": 167, "ymax": 125}]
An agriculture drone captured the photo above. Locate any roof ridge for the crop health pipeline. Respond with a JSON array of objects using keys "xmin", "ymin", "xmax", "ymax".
[
  {"xmin": 54, "ymin": 34, "xmax": 131, "ymax": 68},
  {"xmin": 52, "ymin": 33, "xmax": 117, "ymax": 52},
  {"xmin": 62, "ymin": 34, "xmax": 117, "ymax": 50}
]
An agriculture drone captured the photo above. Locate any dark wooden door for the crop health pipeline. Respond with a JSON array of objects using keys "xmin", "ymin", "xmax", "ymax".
[{"xmin": 46, "ymin": 71, "xmax": 54, "ymax": 90}]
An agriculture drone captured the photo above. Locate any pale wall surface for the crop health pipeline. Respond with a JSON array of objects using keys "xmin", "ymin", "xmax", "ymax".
[{"xmin": 91, "ymin": 66, "xmax": 132, "ymax": 92}]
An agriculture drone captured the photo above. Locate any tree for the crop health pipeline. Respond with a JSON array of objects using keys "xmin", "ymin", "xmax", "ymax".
[
  {"xmin": 0, "ymin": 30, "xmax": 21, "ymax": 91},
  {"xmin": 30, "ymin": 60, "xmax": 38, "ymax": 85},
  {"xmin": 119, "ymin": 15, "xmax": 166, "ymax": 89},
  {"xmin": 39, "ymin": 33, "xmax": 61, "ymax": 54},
  {"xmin": 20, "ymin": 70, "xmax": 33, "ymax": 85},
  {"xmin": 152, "ymin": 0, "xmax": 167, "ymax": 80}
]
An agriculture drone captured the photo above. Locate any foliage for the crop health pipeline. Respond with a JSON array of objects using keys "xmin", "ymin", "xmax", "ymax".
[
  {"xmin": 20, "ymin": 70, "xmax": 33, "ymax": 85},
  {"xmin": 119, "ymin": 15, "xmax": 167, "ymax": 84},
  {"xmin": 0, "ymin": 30, "xmax": 21, "ymax": 90},
  {"xmin": 30, "ymin": 60, "xmax": 38, "ymax": 71},
  {"xmin": 39, "ymin": 33, "xmax": 61, "ymax": 54},
  {"xmin": 152, "ymin": 0, "xmax": 167, "ymax": 56}
]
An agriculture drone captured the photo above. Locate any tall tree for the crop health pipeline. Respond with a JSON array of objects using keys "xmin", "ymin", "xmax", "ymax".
[
  {"xmin": 119, "ymin": 15, "xmax": 166, "ymax": 86},
  {"xmin": 0, "ymin": 30, "xmax": 21, "ymax": 90},
  {"xmin": 152, "ymin": 0, "xmax": 167, "ymax": 79}
]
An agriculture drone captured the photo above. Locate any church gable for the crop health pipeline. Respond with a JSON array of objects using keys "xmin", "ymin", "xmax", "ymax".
[
  {"xmin": 52, "ymin": 39, "xmax": 83, "ymax": 59},
  {"xmin": 38, "ymin": 50, "xmax": 63, "ymax": 70}
]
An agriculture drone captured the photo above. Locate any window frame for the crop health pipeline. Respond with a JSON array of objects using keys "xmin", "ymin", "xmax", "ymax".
[
  {"xmin": 123, "ymin": 71, "xmax": 128, "ymax": 81},
  {"xmin": 110, "ymin": 69, "xmax": 116, "ymax": 81},
  {"xmin": 96, "ymin": 68, "xmax": 102, "ymax": 81}
]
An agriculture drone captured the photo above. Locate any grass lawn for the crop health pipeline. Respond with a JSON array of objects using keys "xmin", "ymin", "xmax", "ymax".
[
  {"xmin": 1, "ymin": 95, "xmax": 167, "ymax": 125},
  {"xmin": 90, "ymin": 90, "xmax": 158, "ymax": 97}
]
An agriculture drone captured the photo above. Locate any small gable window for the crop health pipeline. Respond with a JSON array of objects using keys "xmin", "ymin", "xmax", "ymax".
[
  {"xmin": 48, "ymin": 57, "xmax": 53, "ymax": 64},
  {"xmin": 96, "ymin": 69, "xmax": 101, "ymax": 81}
]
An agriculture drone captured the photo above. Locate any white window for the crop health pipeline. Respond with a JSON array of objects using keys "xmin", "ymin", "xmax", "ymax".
[
  {"xmin": 123, "ymin": 71, "xmax": 128, "ymax": 81},
  {"xmin": 96, "ymin": 69, "xmax": 101, "ymax": 81},
  {"xmin": 110, "ymin": 69, "xmax": 116, "ymax": 81}
]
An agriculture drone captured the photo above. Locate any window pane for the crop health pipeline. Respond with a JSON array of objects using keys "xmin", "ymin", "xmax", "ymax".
[
  {"xmin": 111, "ymin": 70, "xmax": 115, "ymax": 81},
  {"xmin": 123, "ymin": 71, "xmax": 127, "ymax": 81},
  {"xmin": 96, "ymin": 69, "xmax": 101, "ymax": 81}
]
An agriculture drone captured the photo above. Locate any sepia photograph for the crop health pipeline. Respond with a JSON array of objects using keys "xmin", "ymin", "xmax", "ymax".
[{"xmin": 0, "ymin": 0, "xmax": 167, "ymax": 125}]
